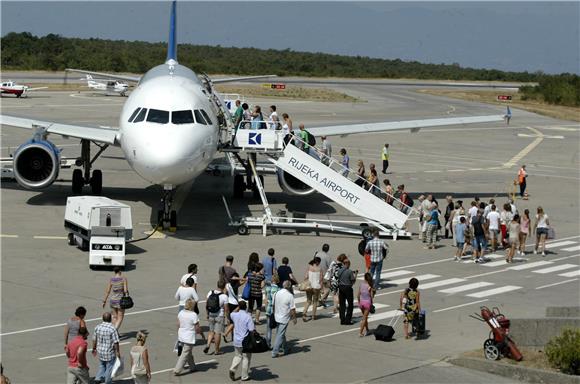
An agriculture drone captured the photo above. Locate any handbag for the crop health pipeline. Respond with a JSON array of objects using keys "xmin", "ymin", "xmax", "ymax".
[
  {"xmin": 370, "ymin": 304, "xmax": 376, "ymax": 314},
  {"xmin": 298, "ymin": 279, "xmax": 312, "ymax": 292},
  {"xmin": 269, "ymin": 292, "xmax": 278, "ymax": 329},
  {"xmin": 241, "ymin": 272, "xmax": 251, "ymax": 300},
  {"xmin": 111, "ymin": 356, "xmax": 125, "ymax": 378},
  {"xmin": 120, "ymin": 293, "xmax": 134, "ymax": 309},
  {"xmin": 242, "ymin": 330, "xmax": 269, "ymax": 353},
  {"xmin": 547, "ymin": 227, "xmax": 556, "ymax": 240}
]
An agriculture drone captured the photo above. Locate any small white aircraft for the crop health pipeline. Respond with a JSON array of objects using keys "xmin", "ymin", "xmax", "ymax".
[
  {"xmin": 81, "ymin": 74, "xmax": 129, "ymax": 96},
  {"xmin": 1, "ymin": 81, "xmax": 47, "ymax": 98},
  {"xmin": 0, "ymin": 1, "xmax": 504, "ymax": 230}
]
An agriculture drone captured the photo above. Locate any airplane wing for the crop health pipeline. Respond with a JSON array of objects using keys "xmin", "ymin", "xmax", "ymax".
[
  {"xmin": 211, "ymin": 75, "xmax": 277, "ymax": 84},
  {"xmin": 0, "ymin": 115, "xmax": 119, "ymax": 145},
  {"xmin": 307, "ymin": 115, "xmax": 505, "ymax": 137},
  {"xmin": 65, "ymin": 68, "xmax": 141, "ymax": 83}
]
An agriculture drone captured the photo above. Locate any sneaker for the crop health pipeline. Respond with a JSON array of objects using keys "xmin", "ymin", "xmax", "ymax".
[
  {"xmin": 229, "ymin": 370, "xmax": 236, "ymax": 381},
  {"xmin": 542, "ymin": 252, "xmax": 546, "ymax": 256},
  {"xmin": 533, "ymin": 249, "xmax": 538, "ymax": 255},
  {"xmin": 454, "ymin": 256, "xmax": 459, "ymax": 261},
  {"xmin": 203, "ymin": 346, "xmax": 210, "ymax": 354}
]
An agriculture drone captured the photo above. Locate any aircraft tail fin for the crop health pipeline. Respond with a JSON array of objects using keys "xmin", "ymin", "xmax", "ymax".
[{"xmin": 166, "ymin": 0, "xmax": 177, "ymax": 63}]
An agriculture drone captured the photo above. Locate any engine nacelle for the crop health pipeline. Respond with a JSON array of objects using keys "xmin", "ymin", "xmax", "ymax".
[
  {"xmin": 13, "ymin": 139, "xmax": 61, "ymax": 190},
  {"xmin": 276, "ymin": 169, "xmax": 316, "ymax": 196}
]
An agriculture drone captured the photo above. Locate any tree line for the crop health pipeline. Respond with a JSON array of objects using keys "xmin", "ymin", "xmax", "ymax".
[{"xmin": 2, "ymin": 32, "xmax": 578, "ymax": 106}]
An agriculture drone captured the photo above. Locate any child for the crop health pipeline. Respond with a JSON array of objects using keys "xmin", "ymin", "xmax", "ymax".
[
  {"xmin": 454, "ymin": 217, "xmax": 467, "ymax": 261},
  {"xmin": 400, "ymin": 278, "xmax": 421, "ymax": 340}
]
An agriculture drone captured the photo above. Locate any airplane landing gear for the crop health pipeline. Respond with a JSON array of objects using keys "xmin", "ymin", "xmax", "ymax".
[
  {"xmin": 72, "ymin": 140, "xmax": 108, "ymax": 195},
  {"xmin": 158, "ymin": 187, "xmax": 177, "ymax": 231}
]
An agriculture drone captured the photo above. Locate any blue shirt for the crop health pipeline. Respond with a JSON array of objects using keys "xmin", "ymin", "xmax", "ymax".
[
  {"xmin": 262, "ymin": 256, "xmax": 277, "ymax": 283},
  {"xmin": 428, "ymin": 210, "xmax": 439, "ymax": 225},
  {"xmin": 455, "ymin": 223, "xmax": 466, "ymax": 243},
  {"xmin": 231, "ymin": 310, "xmax": 255, "ymax": 348}
]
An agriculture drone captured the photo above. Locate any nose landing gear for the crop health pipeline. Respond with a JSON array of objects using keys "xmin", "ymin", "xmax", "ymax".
[{"xmin": 157, "ymin": 186, "xmax": 177, "ymax": 231}]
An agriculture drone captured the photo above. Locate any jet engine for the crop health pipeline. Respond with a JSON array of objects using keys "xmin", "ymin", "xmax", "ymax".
[
  {"xmin": 276, "ymin": 169, "xmax": 316, "ymax": 196},
  {"xmin": 13, "ymin": 139, "xmax": 61, "ymax": 189}
]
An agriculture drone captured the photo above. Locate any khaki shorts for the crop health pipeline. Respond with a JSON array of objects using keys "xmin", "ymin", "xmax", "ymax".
[
  {"xmin": 489, "ymin": 229, "xmax": 499, "ymax": 240},
  {"xmin": 208, "ymin": 315, "xmax": 225, "ymax": 334}
]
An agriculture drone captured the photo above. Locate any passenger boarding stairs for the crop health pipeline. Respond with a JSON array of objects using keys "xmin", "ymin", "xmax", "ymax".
[{"xmin": 221, "ymin": 128, "xmax": 414, "ymax": 233}]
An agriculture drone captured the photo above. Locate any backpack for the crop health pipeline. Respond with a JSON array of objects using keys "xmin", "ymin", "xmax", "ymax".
[
  {"xmin": 206, "ymin": 291, "xmax": 221, "ymax": 315},
  {"xmin": 306, "ymin": 130, "xmax": 316, "ymax": 146}
]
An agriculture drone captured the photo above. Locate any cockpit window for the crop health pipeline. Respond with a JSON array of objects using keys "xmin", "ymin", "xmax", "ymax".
[
  {"xmin": 172, "ymin": 110, "xmax": 194, "ymax": 124},
  {"xmin": 146, "ymin": 109, "xmax": 169, "ymax": 124},
  {"xmin": 128, "ymin": 107, "xmax": 141, "ymax": 122},
  {"xmin": 194, "ymin": 110, "xmax": 207, "ymax": 125},
  {"xmin": 133, "ymin": 108, "xmax": 148, "ymax": 123},
  {"xmin": 200, "ymin": 109, "xmax": 213, "ymax": 125}
]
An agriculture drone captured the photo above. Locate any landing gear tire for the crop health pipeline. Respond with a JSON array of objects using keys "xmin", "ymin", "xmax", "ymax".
[
  {"xmin": 170, "ymin": 210, "xmax": 177, "ymax": 230},
  {"xmin": 67, "ymin": 233, "xmax": 75, "ymax": 246},
  {"xmin": 72, "ymin": 169, "xmax": 84, "ymax": 195},
  {"xmin": 237, "ymin": 224, "xmax": 249, "ymax": 236},
  {"xmin": 233, "ymin": 174, "xmax": 245, "ymax": 199},
  {"xmin": 361, "ymin": 227, "xmax": 372, "ymax": 239},
  {"xmin": 90, "ymin": 170, "xmax": 103, "ymax": 195}
]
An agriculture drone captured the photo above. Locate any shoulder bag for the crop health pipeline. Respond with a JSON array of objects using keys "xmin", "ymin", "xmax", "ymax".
[{"xmin": 120, "ymin": 292, "xmax": 134, "ymax": 309}]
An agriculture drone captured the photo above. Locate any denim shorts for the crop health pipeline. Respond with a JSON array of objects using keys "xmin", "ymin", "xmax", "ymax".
[
  {"xmin": 537, "ymin": 227, "xmax": 549, "ymax": 236},
  {"xmin": 472, "ymin": 235, "xmax": 487, "ymax": 251},
  {"xmin": 456, "ymin": 242, "xmax": 465, "ymax": 250}
]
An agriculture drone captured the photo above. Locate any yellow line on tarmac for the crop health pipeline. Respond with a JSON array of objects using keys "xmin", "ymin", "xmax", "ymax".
[{"xmin": 504, "ymin": 126, "xmax": 544, "ymax": 168}]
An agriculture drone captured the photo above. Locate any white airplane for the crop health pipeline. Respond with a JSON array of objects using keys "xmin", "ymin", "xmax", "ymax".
[
  {"xmin": 1, "ymin": 81, "xmax": 47, "ymax": 98},
  {"xmin": 80, "ymin": 74, "xmax": 130, "ymax": 96},
  {"xmin": 0, "ymin": 1, "xmax": 504, "ymax": 230}
]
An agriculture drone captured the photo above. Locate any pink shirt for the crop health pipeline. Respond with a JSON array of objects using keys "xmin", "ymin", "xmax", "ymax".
[
  {"xmin": 520, "ymin": 217, "xmax": 530, "ymax": 234},
  {"xmin": 67, "ymin": 336, "xmax": 88, "ymax": 368}
]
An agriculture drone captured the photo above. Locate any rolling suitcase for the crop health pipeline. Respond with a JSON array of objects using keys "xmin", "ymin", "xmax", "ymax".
[
  {"xmin": 413, "ymin": 310, "xmax": 426, "ymax": 338},
  {"xmin": 375, "ymin": 311, "xmax": 403, "ymax": 342}
]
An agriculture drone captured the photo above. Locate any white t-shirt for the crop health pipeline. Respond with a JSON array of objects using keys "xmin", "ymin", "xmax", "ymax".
[
  {"xmin": 177, "ymin": 310, "xmax": 199, "ymax": 344},
  {"xmin": 226, "ymin": 283, "xmax": 239, "ymax": 305},
  {"xmin": 487, "ymin": 211, "xmax": 501, "ymax": 230},
  {"xmin": 469, "ymin": 206, "xmax": 479, "ymax": 219},
  {"xmin": 269, "ymin": 111, "xmax": 279, "ymax": 130},
  {"xmin": 500, "ymin": 211, "xmax": 514, "ymax": 226},
  {"xmin": 175, "ymin": 286, "xmax": 199, "ymax": 306},
  {"xmin": 180, "ymin": 273, "xmax": 198, "ymax": 287},
  {"xmin": 536, "ymin": 214, "xmax": 549, "ymax": 228},
  {"xmin": 274, "ymin": 289, "xmax": 296, "ymax": 324},
  {"xmin": 206, "ymin": 290, "xmax": 228, "ymax": 317}
]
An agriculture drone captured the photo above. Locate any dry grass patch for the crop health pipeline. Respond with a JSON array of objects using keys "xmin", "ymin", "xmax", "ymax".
[
  {"xmin": 417, "ymin": 89, "xmax": 580, "ymax": 122},
  {"xmin": 463, "ymin": 347, "xmax": 560, "ymax": 373},
  {"xmin": 215, "ymin": 84, "xmax": 362, "ymax": 103}
]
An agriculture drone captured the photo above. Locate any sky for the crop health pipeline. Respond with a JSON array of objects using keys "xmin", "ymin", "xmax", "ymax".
[{"xmin": 1, "ymin": 1, "xmax": 579, "ymax": 74}]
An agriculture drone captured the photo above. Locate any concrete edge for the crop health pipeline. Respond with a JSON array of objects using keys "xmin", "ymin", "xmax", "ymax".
[{"xmin": 448, "ymin": 356, "xmax": 580, "ymax": 384}]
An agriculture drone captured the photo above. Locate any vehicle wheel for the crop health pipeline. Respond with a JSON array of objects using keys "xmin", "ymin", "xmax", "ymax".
[
  {"xmin": 483, "ymin": 339, "xmax": 494, "ymax": 349},
  {"xmin": 67, "ymin": 233, "xmax": 75, "ymax": 246},
  {"xmin": 361, "ymin": 227, "xmax": 372, "ymax": 239},
  {"xmin": 80, "ymin": 239, "xmax": 89, "ymax": 251},
  {"xmin": 237, "ymin": 224, "xmax": 249, "ymax": 235},
  {"xmin": 170, "ymin": 210, "xmax": 177, "ymax": 229},
  {"xmin": 90, "ymin": 170, "xmax": 103, "ymax": 195},
  {"xmin": 72, "ymin": 169, "xmax": 84, "ymax": 194},
  {"xmin": 233, "ymin": 174, "xmax": 245, "ymax": 198},
  {"xmin": 484, "ymin": 343, "xmax": 500, "ymax": 360}
]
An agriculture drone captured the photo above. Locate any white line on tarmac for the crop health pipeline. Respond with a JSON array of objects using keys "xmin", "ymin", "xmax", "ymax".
[
  {"xmin": 549, "ymin": 254, "xmax": 580, "ymax": 263},
  {"xmin": 33, "ymin": 236, "xmax": 67, "ymax": 240},
  {"xmin": 535, "ymin": 279, "xmax": 579, "ymax": 290},
  {"xmin": 432, "ymin": 299, "xmax": 489, "ymax": 313},
  {"xmin": 0, "ymin": 234, "xmax": 19, "ymax": 238},
  {"xmin": 38, "ymin": 341, "xmax": 132, "ymax": 360},
  {"xmin": 504, "ymin": 126, "xmax": 544, "ymax": 168},
  {"xmin": 120, "ymin": 358, "xmax": 217, "ymax": 379}
]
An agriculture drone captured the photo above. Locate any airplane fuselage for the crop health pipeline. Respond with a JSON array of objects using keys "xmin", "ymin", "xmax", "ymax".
[{"xmin": 118, "ymin": 61, "xmax": 219, "ymax": 187}]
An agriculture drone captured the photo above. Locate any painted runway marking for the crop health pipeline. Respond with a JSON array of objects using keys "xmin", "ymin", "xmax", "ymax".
[
  {"xmin": 438, "ymin": 282, "xmax": 494, "ymax": 294},
  {"xmin": 559, "ymin": 270, "xmax": 580, "ymax": 278},
  {"xmin": 508, "ymin": 261, "xmax": 552, "ymax": 271},
  {"xmin": 545, "ymin": 240, "xmax": 577, "ymax": 249},
  {"xmin": 358, "ymin": 270, "xmax": 414, "ymax": 281},
  {"xmin": 517, "ymin": 133, "xmax": 564, "ymax": 139},
  {"xmin": 483, "ymin": 260, "xmax": 510, "ymax": 267},
  {"xmin": 38, "ymin": 341, "xmax": 132, "ymax": 360},
  {"xmin": 418, "ymin": 278, "xmax": 466, "ymax": 290},
  {"xmin": 33, "ymin": 236, "xmax": 67, "ymax": 240},
  {"xmin": 466, "ymin": 285, "xmax": 521, "ymax": 298},
  {"xmin": 562, "ymin": 245, "xmax": 580, "ymax": 252},
  {"xmin": 550, "ymin": 254, "xmax": 580, "ymax": 263},
  {"xmin": 331, "ymin": 303, "xmax": 389, "ymax": 318},
  {"xmin": 504, "ymin": 126, "xmax": 544, "ymax": 168},
  {"xmin": 120, "ymin": 359, "xmax": 218, "ymax": 379},
  {"xmin": 535, "ymin": 279, "xmax": 579, "ymax": 290},
  {"xmin": 433, "ymin": 299, "xmax": 489, "ymax": 313},
  {"xmin": 532, "ymin": 264, "xmax": 578, "ymax": 274},
  {"xmin": 0, "ymin": 234, "xmax": 19, "ymax": 238},
  {"xmin": 388, "ymin": 274, "xmax": 440, "ymax": 285}
]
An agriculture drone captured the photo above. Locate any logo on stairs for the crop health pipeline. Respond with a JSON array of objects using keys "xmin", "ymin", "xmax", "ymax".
[{"xmin": 248, "ymin": 132, "xmax": 262, "ymax": 145}]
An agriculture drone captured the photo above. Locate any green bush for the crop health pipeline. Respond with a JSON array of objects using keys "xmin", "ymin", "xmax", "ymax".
[{"xmin": 545, "ymin": 328, "xmax": 580, "ymax": 375}]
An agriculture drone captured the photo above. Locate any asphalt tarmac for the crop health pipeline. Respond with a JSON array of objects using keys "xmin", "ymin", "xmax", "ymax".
[{"xmin": 1, "ymin": 77, "xmax": 579, "ymax": 383}]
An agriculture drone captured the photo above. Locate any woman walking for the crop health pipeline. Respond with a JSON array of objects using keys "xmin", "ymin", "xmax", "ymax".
[
  {"xmin": 506, "ymin": 215, "xmax": 521, "ymax": 263},
  {"xmin": 327, "ymin": 254, "xmax": 347, "ymax": 314},
  {"xmin": 383, "ymin": 179, "xmax": 394, "ymax": 205},
  {"xmin": 357, "ymin": 273, "xmax": 374, "ymax": 337},
  {"xmin": 223, "ymin": 272, "xmax": 240, "ymax": 343},
  {"xmin": 247, "ymin": 263, "xmax": 265, "ymax": 324},
  {"xmin": 174, "ymin": 299, "xmax": 201, "ymax": 376},
  {"xmin": 355, "ymin": 160, "xmax": 366, "ymax": 187},
  {"xmin": 64, "ymin": 306, "xmax": 87, "ymax": 352},
  {"xmin": 400, "ymin": 278, "xmax": 421, "ymax": 340},
  {"xmin": 519, "ymin": 209, "xmax": 531, "ymax": 256},
  {"xmin": 102, "ymin": 266, "xmax": 128, "ymax": 329},
  {"xmin": 534, "ymin": 206, "xmax": 550, "ymax": 256},
  {"xmin": 130, "ymin": 331, "xmax": 151, "ymax": 383},
  {"xmin": 302, "ymin": 257, "xmax": 323, "ymax": 321}
]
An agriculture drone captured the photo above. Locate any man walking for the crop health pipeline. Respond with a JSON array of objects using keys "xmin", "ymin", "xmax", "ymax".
[
  {"xmin": 365, "ymin": 230, "xmax": 388, "ymax": 289},
  {"xmin": 298, "ymin": 124, "xmax": 310, "ymax": 153},
  {"xmin": 92, "ymin": 313, "xmax": 120, "ymax": 384},
  {"xmin": 381, "ymin": 143, "xmax": 390, "ymax": 174},
  {"xmin": 337, "ymin": 259, "xmax": 357, "ymax": 325},
  {"xmin": 66, "ymin": 327, "xmax": 90, "ymax": 384},
  {"xmin": 271, "ymin": 281, "xmax": 297, "ymax": 358},
  {"xmin": 219, "ymin": 255, "xmax": 239, "ymax": 284},
  {"xmin": 316, "ymin": 244, "xmax": 332, "ymax": 307},
  {"xmin": 340, "ymin": 148, "xmax": 349, "ymax": 177},
  {"xmin": 262, "ymin": 248, "xmax": 278, "ymax": 286},
  {"xmin": 229, "ymin": 301, "xmax": 254, "ymax": 381},
  {"xmin": 321, "ymin": 136, "xmax": 332, "ymax": 165}
]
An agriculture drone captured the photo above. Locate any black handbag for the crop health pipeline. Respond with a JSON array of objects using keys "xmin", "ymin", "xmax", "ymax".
[
  {"xmin": 119, "ymin": 293, "xmax": 134, "ymax": 309},
  {"xmin": 242, "ymin": 331, "xmax": 269, "ymax": 353},
  {"xmin": 370, "ymin": 304, "xmax": 376, "ymax": 314}
]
